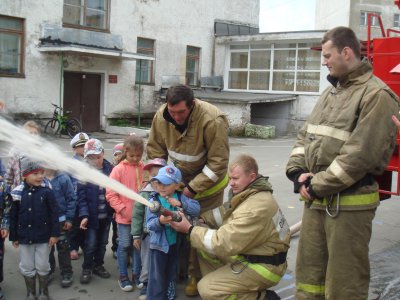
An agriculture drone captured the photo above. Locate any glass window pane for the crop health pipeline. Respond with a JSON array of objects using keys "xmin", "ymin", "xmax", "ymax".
[
  {"xmin": 296, "ymin": 72, "xmax": 320, "ymax": 92},
  {"xmin": 137, "ymin": 38, "xmax": 154, "ymax": 51},
  {"xmin": 229, "ymin": 71, "xmax": 247, "ymax": 89},
  {"xmin": 186, "ymin": 58, "xmax": 199, "ymax": 86},
  {"xmin": 0, "ymin": 17, "xmax": 22, "ymax": 30},
  {"xmin": 251, "ymin": 44, "xmax": 271, "ymax": 49},
  {"xmin": 360, "ymin": 12, "xmax": 366, "ymax": 25},
  {"xmin": 187, "ymin": 46, "xmax": 200, "ymax": 57},
  {"xmin": 136, "ymin": 60, "xmax": 152, "ymax": 84},
  {"xmin": 0, "ymin": 33, "xmax": 21, "ymax": 74},
  {"xmin": 64, "ymin": 0, "xmax": 81, "ymax": 5},
  {"xmin": 274, "ymin": 43, "xmax": 296, "ymax": 49},
  {"xmin": 63, "ymin": 5, "xmax": 81, "ymax": 25},
  {"xmin": 87, "ymin": 0, "xmax": 106, "ymax": 10},
  {"xmin": 274, "ymin": 49, "xmax": 296, "ymax": 70},
  {"xmin": 250, "ymin": 50, "xmax": 270, "ymax": 69},
  {"xmin": 86, "ymin": 8, "xmax": 106, "ymax": 29},
  {"xmin": 272, "ymin": 72, "xmax": 294, "ymax": 91},
  {"xmin": 230, "ymin": 52, "xmax": 248, "ymax": 68},
  {"xmin": 228, "ymin": 24, "xmax": 239, "ymax": 35},
  {"xmin": 297, "ymin": 50, "xmax": 321, "ymax": 70},
  {"xmin": 230, "ymin": 45, "xmax": 248, "ymax": 50},
  {"xmin": 249, "ymin": 72, "xmax": 269, "ymax": 90}
]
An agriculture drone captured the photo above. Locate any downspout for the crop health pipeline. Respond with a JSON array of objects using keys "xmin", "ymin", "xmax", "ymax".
[
  {"xmin": 138, "ymin": 60, "xmax": 142, "ymax": 127},
  {"xmin": 59, "ymin": 53, "xmax": 64, "ymax": 107}
]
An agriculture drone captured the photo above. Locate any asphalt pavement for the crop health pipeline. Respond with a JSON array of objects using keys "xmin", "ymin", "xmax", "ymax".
[{"xmin": 1, "ymin": 132, "xmax": 400, "ymax": 299}]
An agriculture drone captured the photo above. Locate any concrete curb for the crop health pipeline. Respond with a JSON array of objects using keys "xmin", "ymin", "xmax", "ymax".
[{"xmin": 105, "ymin": 125, "xmax": 150, "ymax": 137}]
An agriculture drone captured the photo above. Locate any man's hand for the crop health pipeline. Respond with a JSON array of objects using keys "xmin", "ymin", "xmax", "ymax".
[
  {"xmin": 133, "ymin": 239, "xmax": 141, "ymax": 250},
  {"xmin": 0, "ymin": 229, "xmax": 9, "ymax": 239},
  {"xmin": 392, "ymin": 115, "xmax": 400, "ymax": 129},
  {"xmin": 159, "ymin": 215, "xmax": 172, "ymax": 225},
  {"xmin": 298, "ymin": 172, "xmax": 314, "ymax": 200},
  {"xmin": 80, "ymin": 218, "xmax": 89, "ymax": 230},
  {"xmin": 63, "ymin": 221, "xmax": 73, "ymax": 231},
  {"xmin": 183, "ymin": 187, "xmax": 195, "ymax": 199},
  {"xmin": 49, "ymin": 237, "xmax": 59, "ymax": 247},
  {"xmin": 170, "ymin": 212, "xmax": 192, "ymax": 234}
]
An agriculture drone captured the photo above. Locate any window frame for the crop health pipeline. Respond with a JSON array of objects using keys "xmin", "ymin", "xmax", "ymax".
[
  {"xmin": 186, "ymin": 45, "xmax": 201, "ymax": 87},
  {"xmin": 394, "ymin": 14, "xmax": 400, "ymax": 28},
  {"xmin": 360, "ymin": 11, "xmax": 381, "ymax": 27},
  {"xmin": 62, "ymin": 0, "xmax": 111, "ymax": 32},
  {"xmin": 135, "ymin": 37, "xmax": 155, "ymax": 85},
  {"xmin": 0, "ymin": 14, "xmax": 25, "ymax": 78},
  {"xmin": 226, "ymin": 43, "xmax": 321, "ymax": 94}
]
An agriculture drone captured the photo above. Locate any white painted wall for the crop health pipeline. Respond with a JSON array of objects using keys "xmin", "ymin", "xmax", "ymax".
[
  {"xmin": 0, "ymin": 0, "xmax": 259, "ymax": 128},
  {"xmin": 314, "ymin": 0, "xmax": 351, "ymax": 30}
]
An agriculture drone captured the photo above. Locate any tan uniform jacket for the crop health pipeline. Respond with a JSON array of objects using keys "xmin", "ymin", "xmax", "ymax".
[
  {"xmin": 287, "ymin": 61, "xmax": 399, "ymax": 210},
  {"xmin": 190, "ymin": 176, "xmax": 290, "ymax": 265},
  {"xmin": 147, "ymin": 99, "xmax": 229, "ymax": 211}
]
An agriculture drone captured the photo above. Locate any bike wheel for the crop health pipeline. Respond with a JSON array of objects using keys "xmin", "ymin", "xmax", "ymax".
[
  {"xmin": 44, "ymin": 119, "xmax": 61, "ymax": 136},
  {"xmin": 66, "ymin": 118, "xmax": 82, "ymax": 138}
]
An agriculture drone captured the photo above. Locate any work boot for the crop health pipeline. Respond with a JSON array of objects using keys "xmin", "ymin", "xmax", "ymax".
[
  {"xmin": 265, "ymin": 290, "xmax": 281, "ymax": 300},
  {"xmin": 23, "ymin": 275, "xmax": 36, "ymax": 300},
  {"xmin": 184, "ymin": 277, "xmax": 199, "ymax": 297},
  {"xmin": 38, "ymin": 274, "xmax": 51, "ymax": 300}
]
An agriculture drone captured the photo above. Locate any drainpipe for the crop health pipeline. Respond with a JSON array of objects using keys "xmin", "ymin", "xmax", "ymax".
[
  {"xmin": 59, "ymin": 53, "xmax": 64, "ymax": 107},
  {"xmin": 138, "ymin": 60, "xmax": 142, "ymax": 127}
]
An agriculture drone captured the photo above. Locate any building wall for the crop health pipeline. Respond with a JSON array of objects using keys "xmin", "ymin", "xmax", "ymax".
[
  {"xmin": 0, "ymin": 0, "xmax": 259, "ymax": 127},
  {"xmin": 314, "ymin": 0, "xmax": 351, "ymax": 30}
]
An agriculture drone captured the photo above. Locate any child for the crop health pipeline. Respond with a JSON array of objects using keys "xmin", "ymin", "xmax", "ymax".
[
  {"xmin": 106, "ymin": 135, "xmax": 144, "ymax": 292},
  {"xmin": 131, "ymin": 158, "xmax": 167, "ymax": 300},
  {"xmin": 68, "ymin": 132, "xmax": 89, "ymax": 260},
  {"xmin": 8, "ymin": 156, "xmax": 60, "ymax": 300},
  {"xmin": 78, "ymin": 139, "xmax": 114, "ymax": 284},
  {"xmin": 0, "ymin": 170, "xmax": 11, "ymax": 300},
  {"xmin": 111, "ymin": 143, "xmax": 124, "ymax": 259},
  {"xmin": 146, "ymin": 166, "xmax": 200, "ymax": 300},
  {"xmin": 45, "ymin": 168, "xmax": 76, "ymax": 288}
]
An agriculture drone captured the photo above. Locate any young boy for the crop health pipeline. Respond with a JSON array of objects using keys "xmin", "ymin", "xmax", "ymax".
[
  {"xmin": 78, "ymin": 139, "xmax": 114, "ymax": 284},
  {"xmin": 146, "ymin": 166, "xmax": 200, "ymax": 300},
  {"xmin": 68, "ymin": 132, "xmax": 89, "ymax": 260},
  {"xmin": 8, "ymin": 156, "xmax": 60, "ymax": 300},
  {"xmin": 131, "ymin": 158, "xmax": 167, "ymax": 300},
  {"xmin": 45, "ymin": 168, "xmax": 76, "ymax": 288}
]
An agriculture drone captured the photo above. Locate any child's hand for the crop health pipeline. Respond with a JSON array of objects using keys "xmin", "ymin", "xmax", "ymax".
[
  {"xmin": 0, "ymin": 229, "xmax": 9, "ymax": 239},
  {"xmin": 12, "ymin": 241, "xmax": 19, "ymax": 248},
  {"xmin": 80, "ymin": 218, "xmax": 89, "ymax": 230},
  {"xmin": 167, "ymin": 197, "xmax": 181, "ymax": 207},
  {"xmin": 159, "ymin": 215, "xmax": 172, "ymax": 225},
  {"xmin": 49, "ymin": 237, "xmax": 59, "ymax": 247},
  {"xmin": 133, "ymin": 239, "xmax": 141, "ymax": 250},
  {"xmin": 63, "ymin": 221, "xmax": 73, "ymax": 231}
]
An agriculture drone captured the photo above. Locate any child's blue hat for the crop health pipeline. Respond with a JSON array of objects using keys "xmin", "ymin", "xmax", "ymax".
[{"xmin": 152, "ymin": 166, "xmax": 182, "ymax": 185}]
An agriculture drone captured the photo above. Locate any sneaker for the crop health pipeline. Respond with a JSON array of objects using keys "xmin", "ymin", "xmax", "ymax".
[
  {"xmin": 133, "ymin": 275, "xmax": 143, "ymax": 289},
  {"xmin": 61, "ymin": 273, "xmax": 73, "ymax": 288},
  {"xmin": 118, "ymin": 276, "xmax": 134, "ymax": 292},
  {"xmin": 70, "ymin": 250, "xmax": 79, "ymax": 260},
  {"xmin": 138, "ymin": 295, "xmax": 147, "ymax": 300},
  {"xmin": 93, "ymin": 265, "xmax": 111, "ymax": 278},
  {"xmin": 80, "ymin": 269, "xmax": 92, "ymax": 284}
]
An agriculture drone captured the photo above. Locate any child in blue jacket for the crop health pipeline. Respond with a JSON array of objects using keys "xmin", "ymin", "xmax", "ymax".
[
  {"xmin": 146, "ymin": 166, "xmax": 200, "ymax": 300},
  {"xmin": 45, "ymin": 168, "xmax": 76, "ymax": 287}
]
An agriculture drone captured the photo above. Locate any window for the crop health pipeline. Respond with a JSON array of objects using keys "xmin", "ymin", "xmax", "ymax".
[
  {"xmin": 186, "ymin": 46, "xmax": 200, "ymax": 86},
  {"xmin": 360, "ymin": 11, "xmax": 381, "ymax": 26},
  {"xmin": 394, "ymin": 14, "xmax": 400, "ymax": 28},
  {"xmin": 63, "ymin": 0, "xmax": 109, "ymax": 31},
  {"xmin": 136, "ymin": 38, "xmax": 155, "ymax": 84},
  {"xmin": 228, "ymin": 43, "xmax": 321, "ymax": 93},
  {"xmin": 0, "ymin": 15, "xmax": 24, "ymax": 77}
]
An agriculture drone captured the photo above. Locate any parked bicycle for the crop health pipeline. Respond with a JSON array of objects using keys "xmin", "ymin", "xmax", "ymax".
[{"xmin": 44, "ymin": 103, "xmax": 82, "ymax": 138}]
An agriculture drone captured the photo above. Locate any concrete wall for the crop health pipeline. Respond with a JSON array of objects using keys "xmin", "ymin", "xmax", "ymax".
[
  {"xmin": 314, "ymin": 0, "xmax": 351, "ymax": 30},
  {"xmin": 0, "ymin": 0, "xmax": 259, "ymax": 127},
  {"xmin": 211, "ymin": 102, "xmax": 250, "ymax": 134}
]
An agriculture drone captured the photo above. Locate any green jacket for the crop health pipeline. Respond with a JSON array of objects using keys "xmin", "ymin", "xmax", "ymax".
[
  {"xmin": 287, "ymin": 60, "xmax": 399, "ymax": 210},
  {"xmin": 131, "ymin": 183, "xmax": 152, "ymax": 239}
]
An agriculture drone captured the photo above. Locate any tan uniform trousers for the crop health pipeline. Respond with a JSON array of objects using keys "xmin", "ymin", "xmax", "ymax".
[
  {"xmin": 197, "ymin": 251, "xmax": 285, "ymax": 300},
  {"xmin": 296, "ymin": 206, "xmax": 376, "ymax": 300}
]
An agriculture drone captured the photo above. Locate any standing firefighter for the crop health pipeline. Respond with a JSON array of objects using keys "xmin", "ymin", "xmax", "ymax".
[
  {"xmin": 286, "ymin": 26, "xmax": 399, "ymax": 299},
  {"xmin": 147, "ymin": 84, "xmax": 229, "ymax": 295}
]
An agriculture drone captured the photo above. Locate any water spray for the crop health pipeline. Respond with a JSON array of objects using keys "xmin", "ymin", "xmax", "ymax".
[{"xmin": 0, "ymin": 117, "xmax": 180, "ymax": 221}]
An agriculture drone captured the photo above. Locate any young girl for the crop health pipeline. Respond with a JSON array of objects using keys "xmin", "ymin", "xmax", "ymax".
[
  {"xmin": 9, "ymin": 156, "xmax": 60, "ymax": 300},
  {"xmin": 106, "ymin": 135, "xmax": 144, "ymax": 292}
]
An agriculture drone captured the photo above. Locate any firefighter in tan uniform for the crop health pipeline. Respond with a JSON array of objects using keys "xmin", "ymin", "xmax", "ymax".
[
  {"xmin": 172, "ymin": 154, "xmax": 290, "ymax": 300},
  {"xmin": 286, "ymin": 27, "xmax": 399, "ymax": 300},
  {"xmin": 147, "ymin": 84, "xmax": 229, "ymax": 294}
]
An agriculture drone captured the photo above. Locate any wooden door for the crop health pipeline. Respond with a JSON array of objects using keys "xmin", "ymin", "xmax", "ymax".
[{"xmin": 63, "ymin": 72, "xmax": 101, "ymax": 132}]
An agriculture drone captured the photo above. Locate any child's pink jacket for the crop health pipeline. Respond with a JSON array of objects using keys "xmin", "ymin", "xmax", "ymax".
[{"xmin": 106, "ymin": 160, "xmax": 144, "ymax": 224}]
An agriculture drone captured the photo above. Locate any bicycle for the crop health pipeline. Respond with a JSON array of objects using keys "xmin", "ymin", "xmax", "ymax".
[{"xmin": 44, "ymin": 103, "xmax": 82, "ymax": 138}]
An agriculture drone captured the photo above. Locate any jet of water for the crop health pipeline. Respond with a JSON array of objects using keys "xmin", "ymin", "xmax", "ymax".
[{"xmin": 0, "ymin": 117, "xmax": 152, "ymax": 208}]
